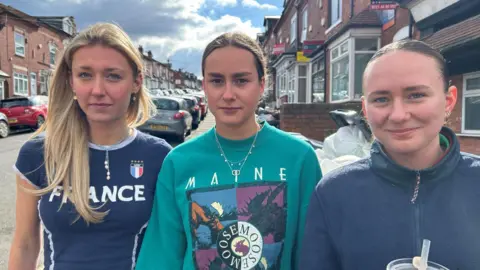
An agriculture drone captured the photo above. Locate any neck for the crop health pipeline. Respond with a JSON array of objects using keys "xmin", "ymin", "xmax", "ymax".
[
  {"xmin": 215, "ymin": 115, "xmax": 260, "ymax": 140},
  {"xmin": 88, "ymin": 119, "xmax": 131, "ymax": 146},
  {"xmin": 387, "ymin": 135, "xmax": 444, "ymax": 170}
]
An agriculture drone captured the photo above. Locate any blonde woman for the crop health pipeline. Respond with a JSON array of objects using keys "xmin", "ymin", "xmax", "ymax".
[{"xmin": 8, "ymin": 23, "xmax": 172, "ymax": 270}]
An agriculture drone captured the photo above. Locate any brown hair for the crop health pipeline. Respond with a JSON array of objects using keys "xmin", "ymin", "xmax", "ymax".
[
  {"xmin": 366, "ymin": 39, "xmax": 450, "ymax": 92},
  {"xmin": 201, "ymin": 32, "xmax": 267, "ymax": 81}
]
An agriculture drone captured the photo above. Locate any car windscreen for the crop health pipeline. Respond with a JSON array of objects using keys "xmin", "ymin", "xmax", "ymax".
[
  {"xmin": 0, "ymin": 99, "xmax": 30, "ymax": 108},
  {"xmin": 184, "ymin": 99, "xmax": 195, "ymax": 107},
  {"xmin": 153, "ymin": 99, "xmax": 179, "ymax": 110}
]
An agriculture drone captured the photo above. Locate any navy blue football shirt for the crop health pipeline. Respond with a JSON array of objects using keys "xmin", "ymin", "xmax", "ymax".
[{"xmin": 14, "ymin": 129, "xmax": 171, "ymax": 270}]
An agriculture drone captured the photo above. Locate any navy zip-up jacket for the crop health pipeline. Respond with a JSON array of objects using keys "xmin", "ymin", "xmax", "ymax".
[{"xmin": 300, "ymin": 127, "xmax": 480, "ymax": 269}]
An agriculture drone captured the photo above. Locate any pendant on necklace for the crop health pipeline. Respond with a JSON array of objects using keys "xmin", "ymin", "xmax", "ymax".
[{"xmin": 232, "ymin": 170, "xmax": 241, "ymax": 176}]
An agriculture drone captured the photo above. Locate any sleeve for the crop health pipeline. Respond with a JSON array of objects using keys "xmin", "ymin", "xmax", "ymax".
[
  {"xmin": 293, "ymin": 147, "xmax": 323, "ymax": 269},
  {"xmin": 298, "ymin": 187, "xmax": 340, "ymax": 269},
  {"xmin": 13, "ymin": 139, "xmax": 45, "ymax": 188},
  {"xmin": 136, "ymin": 154, "xmax": 187, "ymax": 270}
]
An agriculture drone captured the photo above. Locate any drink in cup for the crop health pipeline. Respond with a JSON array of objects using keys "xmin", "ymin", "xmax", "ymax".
[{"xmin": 386, "ymin": 258, "xmax": 449, "ymax": 270}]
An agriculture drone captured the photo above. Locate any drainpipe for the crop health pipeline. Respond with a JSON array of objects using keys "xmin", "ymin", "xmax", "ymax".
[
  {"xmin": 350, "ymin": 0, "xmax": 355, "ymax": 19},
  {"xmin": 408, "ymin": 11, "xmax": 414, "ymax": 39},
  {"xmin": 323, "ymin": 49, "xmax": 327, "ymax": 103}
]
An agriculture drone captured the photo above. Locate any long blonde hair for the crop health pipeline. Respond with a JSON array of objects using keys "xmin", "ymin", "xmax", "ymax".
[{"xmin": 29, "ymin": 22, "xmax": 156, "ymax": 224}]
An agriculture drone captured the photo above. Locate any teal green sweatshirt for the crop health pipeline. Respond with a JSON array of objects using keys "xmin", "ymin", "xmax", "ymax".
[{"xmin": 136, "ymin": 122, "xmax": 322, "ymax": 270}]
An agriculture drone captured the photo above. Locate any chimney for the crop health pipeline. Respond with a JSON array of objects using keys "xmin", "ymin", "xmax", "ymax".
[
  {"xmin": 138, "ymin": 45, "xmax": 144, "ymax": 54},
  {"xmin": 147, "ymin": 50, "xmax": 153, "ymax": 58}
]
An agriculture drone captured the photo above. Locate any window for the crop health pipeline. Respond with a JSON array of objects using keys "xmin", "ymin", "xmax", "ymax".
[
  {"xmin": 311, "ymin": 57, "xmax": 325, "ymax": 103},
  {"xmin": 14, "ymin": 32, "xmax": 25, "ymax": 57},
  {"xmin": 49, "ymin": 44, "xmax": 57, "ymax": 65},
  {"xmin": 462, "ymin": 73, "xmax": 480, "ymax": 134},
  {"xmin": 354, "ymin": 38, "xmax": 378, "ymax": 99},
  {"xmin": 14, "ymin": 73, "xmax": 29, "ymax": 96},
  {"xmin": 330, "ymin": 37, "xmax": 379, "ymax": 102},
  {"xmin": 301, "ymin": 9, "xmax": 308, "ymax": 42},
  {"xmin": 298, "ymin": 65, "xmax": 308, "ymax": 103},
  {"xmin": 287, "ymin": 65, "xmax": 296, "ymax": 102},
  {"xmin": 330, "ymin": 41, "xmax": 349, "ymax": 102},
  {"xmin": 330, "ymin": 0, "xmax": 341, "ymax": 26},
  {"xmin": 0, "ymin": 80, "xmax": 4, "ymax": 100},
  {"xmin": 290, "ymin": 13, "xmax": 297, "ymax": 44}
]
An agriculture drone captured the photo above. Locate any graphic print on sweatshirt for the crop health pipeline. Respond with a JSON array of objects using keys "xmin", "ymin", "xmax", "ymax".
[{"xmin": 187, "ymin": 182, "xmax": 287, "ymax": 270}]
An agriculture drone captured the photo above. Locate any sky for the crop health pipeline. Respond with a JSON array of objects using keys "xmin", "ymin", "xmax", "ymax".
[{"xmin": 4, "ymin": 0, "xmax": 282, "ymax": 79}]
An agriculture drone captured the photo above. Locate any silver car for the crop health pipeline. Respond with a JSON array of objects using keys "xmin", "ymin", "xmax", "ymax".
[{"xmin": 139, "ymin": 97, "xmax": 193, "ymax": 142}]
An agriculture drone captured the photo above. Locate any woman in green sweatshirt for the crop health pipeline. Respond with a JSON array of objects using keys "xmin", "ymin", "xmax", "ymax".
[{"xmin": 136, "ymin": 32, "xmax": 322, "ymax": 270}]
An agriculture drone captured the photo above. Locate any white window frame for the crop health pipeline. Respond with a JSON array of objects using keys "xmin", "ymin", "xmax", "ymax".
[
  {"xmin": 49, "ymin": 44, "xmax": 57, "ymax": 65},
  {"xmin": 329, "ymin": 40, "xmax": 350, "ymax": 103},
  {"xmin": 13, "ymin": 72, "xmax": 29, "ymax": 96},
  {"xmin": 327, "ymin": 0, "xmax": 342, "ymax": 33},
  {"xmin": 14, "ymin": 32, "xmax": 25, "ymax": 57},
  {"xmin": 0, "ymin": 80, "xmax": 4, "ymax": 100},
  {"xmin": 310, "ymin": 56, "xmax": 325, "ymax": 103},
  {"xmin": 296, "ymin": 64, "xmax": 308, "ymax": 103},
  {"xmin": 287, "ymin": 64, "xmax": 296, "ymax": 102},
  {"xmin": 329, "ymin": 32, "xmax": 380, "ymax": 103},
  {"xmin": 290, "ymin": 13, "xmax": 297, "ymax": 44},
  {"xmin": 461, "ymin": 72, "xmax": 480, "ymax": 135},
  {"xmin": 301, "ymin": 8, "xmax": 308, "ymax": 42}
]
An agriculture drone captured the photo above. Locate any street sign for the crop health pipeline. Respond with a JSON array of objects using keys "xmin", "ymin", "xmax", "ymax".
[{"xmin": 370, "ymin": 0, "xmax": 398, "ymax": 10}]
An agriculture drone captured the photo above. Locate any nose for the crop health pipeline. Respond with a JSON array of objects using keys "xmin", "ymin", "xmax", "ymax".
[
  {"xmin": 90, "ymin": 76, "xmax": 106, "ymax": 96},
  {"xmin": 389, "ymin": 98, "xmax": 410, "ymax": 123},
  {"xmin": 222, "ymin": 81, "xmax": 235, "ymax": 101}
]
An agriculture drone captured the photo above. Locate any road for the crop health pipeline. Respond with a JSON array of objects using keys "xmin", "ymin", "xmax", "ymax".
[{"xmin": 0, "ymin": 112, "xmax": 215, "ymax": 269}]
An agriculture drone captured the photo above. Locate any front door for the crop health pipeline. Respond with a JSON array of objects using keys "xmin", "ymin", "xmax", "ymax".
[
  {"xmin": 30, "ymin": 73, "xmax": 37, "ymax": 96},
  {"xmin": 0, "ymin": 80, "xmax": 4, "ymax": 100}
]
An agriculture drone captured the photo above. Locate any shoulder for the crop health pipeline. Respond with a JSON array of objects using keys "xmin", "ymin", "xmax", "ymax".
[
  {"xmin": 135, "ymin": 130, "xmax": 172, "ymax": 156},
  {"xmin": 168, "ymin": 128, "xmax": 212, "ymax": 158},
  {"xmin": 266, "ymin": 125, "xmax": 313, "ymax": 152},
  {"xmin": 458, "ymin": 151, "xmax": 480, "ymax": 170},
  {"xmin": 316, "ymin": 157, "xmax": 372, "ymax": 192},
  {"xmin": 18, "ymin": 133, "xmax": 46, "ymax": 156}
]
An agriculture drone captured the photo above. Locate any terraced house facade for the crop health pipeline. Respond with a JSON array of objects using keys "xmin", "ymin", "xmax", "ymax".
[{"xmin": 257, "ymin": 0, "xmax": 480, "ymax": 154}]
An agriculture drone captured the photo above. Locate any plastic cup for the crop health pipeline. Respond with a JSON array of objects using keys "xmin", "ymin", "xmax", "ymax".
[{"xmin": 386, "ymin": 258, "xmax": 449, "ymax": 270}]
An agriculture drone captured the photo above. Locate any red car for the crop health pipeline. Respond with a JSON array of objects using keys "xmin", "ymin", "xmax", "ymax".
[{"xmin": 0, "ymin": 96, "xmax": 48, "ymax": 131}]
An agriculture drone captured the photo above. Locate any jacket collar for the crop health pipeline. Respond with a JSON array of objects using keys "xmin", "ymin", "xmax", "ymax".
[{"xmin": 369, "ymin": 126, "xmax": 461, "ymax": 187}]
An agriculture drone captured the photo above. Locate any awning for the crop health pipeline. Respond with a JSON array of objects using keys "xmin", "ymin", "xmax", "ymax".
[
  {"xmin": 0, "ymin": 70, "xmax": 9, "ymax": 78},
  {"xmin": 423, "ymin": 14, "xmax": 480, "ymax": 53}
]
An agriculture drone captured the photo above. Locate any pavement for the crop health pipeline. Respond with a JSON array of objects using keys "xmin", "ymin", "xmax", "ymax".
[{"xmin": 0, "ymin": 112, "xmax": 215, "ymax": 270}]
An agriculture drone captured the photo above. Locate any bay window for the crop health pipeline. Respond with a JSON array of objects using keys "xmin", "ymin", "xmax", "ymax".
[
  {"xmin": 462, "ymin": 72, "xmax": 480, "ymax": 134},
  {"xmin": 329, "ymin": 35, "xmax": 379, "ymax": 102},
  {"xmin": 311, "ymin": 57, "xmax": 325, "ymax": 103},
  {"xmin": 287, "ymin": 65, "xmax": 295, "ymax": 102},
  {"xmin": 14, "ymin": 72, "xmax": 29, "ymax": 96}
]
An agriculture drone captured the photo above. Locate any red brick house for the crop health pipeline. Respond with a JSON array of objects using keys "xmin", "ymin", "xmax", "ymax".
[
  {"xmin": 0, "ymin": 3, "xmax": 75, "ymax": 99},
  {"xmin": 259, "ymin": 0, "xmax": 480, "ymax": 154}
]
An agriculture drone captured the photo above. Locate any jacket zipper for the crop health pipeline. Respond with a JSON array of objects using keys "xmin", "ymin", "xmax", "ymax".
[{"xmin": 411, "ymin": 171, "xmax": 421, "ymax": 255}]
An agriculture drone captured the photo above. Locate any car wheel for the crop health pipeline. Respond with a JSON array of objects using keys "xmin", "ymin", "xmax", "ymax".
[
  {"xmin": 0, "ymin": 120, "xmax": 9, "ymax": 138},
  {"xmin": 36, "ymin": 115, "xmax": 45, "ymax": 129}
]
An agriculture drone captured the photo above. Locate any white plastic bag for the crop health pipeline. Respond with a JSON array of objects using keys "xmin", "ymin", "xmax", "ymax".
[{"xmin": 322, "ymin": 126, "xmax": 371, "ymax": 159}]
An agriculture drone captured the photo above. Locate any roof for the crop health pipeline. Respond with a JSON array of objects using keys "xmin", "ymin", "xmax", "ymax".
[
  {"xmin": 0, "ymin": 70, "xmax": 9, "ymax": 78},
  {"xmin": 422, "ymin": 14, "xmax": 480, "ymax": 52},
  {"xmin": 0, "ymin": 3, "xmax": 71, "ymax": 37}
]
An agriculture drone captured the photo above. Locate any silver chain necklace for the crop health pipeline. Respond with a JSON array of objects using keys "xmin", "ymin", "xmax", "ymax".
[
  {"xmin": 214, "ymin": 124, "xmax": 262, "ymax": 182},
  {"xmin": 95, "ymin": 129, "xmax": 132, "ymax": 180}
]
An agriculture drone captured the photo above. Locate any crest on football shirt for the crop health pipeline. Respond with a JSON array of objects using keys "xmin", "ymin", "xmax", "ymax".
[{"xmin": 130, "ymin": 160, "xmax": 144, "ymax": 179}]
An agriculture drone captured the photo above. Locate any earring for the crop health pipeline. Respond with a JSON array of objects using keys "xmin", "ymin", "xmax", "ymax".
[
  {"xmin": 73, "ymin": 94, "xmax": 77, "ymax": 100},
  {"xmin": 131, "ymin": 94, "xmax": 136, "ymax": 103},
  {"xmin": 445, "ymin": 111, "xmax": 451, "ymax": 118}
]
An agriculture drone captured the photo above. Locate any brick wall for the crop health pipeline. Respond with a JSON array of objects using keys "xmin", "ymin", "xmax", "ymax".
[
  {"xmin": 280, "ymin": 101, "xmax": 362, "ymax": 141},
  {"xmin": 325, "ymin": 0, "xmax": 371, "ymax": 40},
  {"xmin": 0, "ymin": 16, "xmax": 68, "ymax": 97},
  {"xmin": 305, "ymin": 0, "xmax": 328, "ymax": 41},
  {"xmin": 274, "ymin": 4, "xmax": 296, "ymax": 48},
  {"xmin": 381, "ymin": 7, "xmax": 410, "ymax": 46}
]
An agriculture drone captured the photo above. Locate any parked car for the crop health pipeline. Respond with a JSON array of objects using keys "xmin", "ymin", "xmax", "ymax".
[
  {"xmin": 187, "ymin": 93, "xmax": 208, "ymax": 119},
  {"xmin": 186, "ymin": 94, "xmax": 208, "ymax": 120},
  {"xmin": 138, "ymin": 97, "xmax": 193, "ymax": 142},
  {"xmin": 179, "ymin": 95, "xmax": 201, "ymax": 129},
  {"xmin": 0, "ymin": 96, "xmax": 48, "ymax": 131},
  {"xmin": 0, "ymin": 112, "xmax": 9, "ymax": 138}
]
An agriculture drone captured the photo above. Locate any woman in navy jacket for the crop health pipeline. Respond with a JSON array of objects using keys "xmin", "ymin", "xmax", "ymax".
[{"xmin": 300, "ymin": 39, "xmax": 480, "ymax": 269}]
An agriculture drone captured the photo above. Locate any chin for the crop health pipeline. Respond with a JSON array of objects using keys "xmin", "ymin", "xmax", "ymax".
[
  {"xmin": 85, "ymin": 114, "xmax": 117, "ymax": 124},
  {"xmin": 383, "ymin": 139, "xmax": 423, "ymax": 155}
]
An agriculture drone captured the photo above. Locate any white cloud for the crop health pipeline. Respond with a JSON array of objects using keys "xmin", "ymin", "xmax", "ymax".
[
  {"xmin": 214, "ymin": 0, "xmax": 237, "ymax": 7},
  {"xmin": 136, "ymin": 14, "xmax": 261, "ymax": 61},
  {"xmin": 241, "ymin": 0, "xmax": 277, "ymax": 9}
]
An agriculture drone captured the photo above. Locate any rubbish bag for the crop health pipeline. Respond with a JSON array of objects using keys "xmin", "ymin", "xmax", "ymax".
[{"xmin": 322, "ymin": 125, "xmax": 371, "ymax": 160}]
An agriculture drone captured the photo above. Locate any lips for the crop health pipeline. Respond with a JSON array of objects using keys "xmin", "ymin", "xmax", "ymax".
[
  {"xmin": 387, "ymin": 127, "xmax": 419, "ymax": 138},
  {"xmin": 89, "ymin": 103, "xmax": 112, "ymax": 108}
]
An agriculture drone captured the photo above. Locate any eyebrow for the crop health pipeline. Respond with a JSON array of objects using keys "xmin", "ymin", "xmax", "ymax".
[
  {"xmin": 206, "ymin": 72, "xmax": 253, "ymax": 78},
  {"xmin": 75, "ymin": 66, "xmax": 124, "ymax": 72},
  {"xmin": 369, "ymin": 85, "xmax": 431, "ymax": 96}
]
